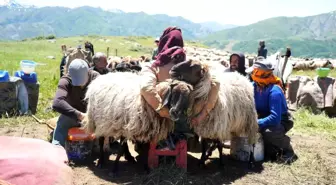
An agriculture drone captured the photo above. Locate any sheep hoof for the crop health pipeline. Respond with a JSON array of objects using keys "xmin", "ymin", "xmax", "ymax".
[
  {"xmin": 198, "ymin": 161, "xmax": 206, "ymax": 169},
  {"xmin": 248, "ymin": 162, "xmax": 255, "ymax": 169},
  {"xmin": 97, "ymin": 159, "xmax": 105, "ymax": 169}
]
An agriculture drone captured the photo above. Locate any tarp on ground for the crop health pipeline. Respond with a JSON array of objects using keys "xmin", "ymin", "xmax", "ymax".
[{"xmin": 0, "ymin": 136, "xmax": 73, "ymax": 185}]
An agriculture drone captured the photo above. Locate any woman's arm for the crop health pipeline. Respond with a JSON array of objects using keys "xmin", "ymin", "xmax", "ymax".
[
  {"xmin": 258, "ymin": 90, "xmax": 282, "ymax": 128},
  {"xmin": 52, "ymin": 79, "xmax": 83, "ymax": 121},
  {"xmin": 140, "ymin": 66, "xmax": 170, "ymax": 118}
]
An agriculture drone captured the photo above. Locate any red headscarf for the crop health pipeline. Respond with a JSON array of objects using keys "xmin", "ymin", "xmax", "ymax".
[{"xmin": 152, "ymin": 27, "xmax": 185, "ymax": 67}]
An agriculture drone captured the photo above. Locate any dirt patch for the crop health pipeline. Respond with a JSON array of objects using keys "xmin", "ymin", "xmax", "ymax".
[{"xmin": 0, "ymin": 123, "xmax": 335, "ymax": 185}]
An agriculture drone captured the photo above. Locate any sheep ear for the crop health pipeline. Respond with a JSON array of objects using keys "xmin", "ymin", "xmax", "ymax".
[
  {"xmin": 200, "ymin": 69, "xmax": 205, "ymax": 78},
  {"xmin": 162, "ymin": 86, "xmax": 172, "ymax": 108},
  {"xmin": 187, "ymin": 84, "xmax": 193, "ymax": 91}
]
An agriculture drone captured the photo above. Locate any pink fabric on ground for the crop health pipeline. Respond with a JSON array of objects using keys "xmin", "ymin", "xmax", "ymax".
[{"xmin": 0, "ymin": 136, "xmax": 73, "ymax": 185}]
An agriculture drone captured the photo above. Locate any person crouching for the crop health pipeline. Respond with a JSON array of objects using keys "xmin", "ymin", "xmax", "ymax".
[
  {"xmin": 246, "ymin": 57, "xmax": 298, "ymax": 164},
  {"xmin": 52, "ymin": 59, "xmax": 100, "ymax": 147}
]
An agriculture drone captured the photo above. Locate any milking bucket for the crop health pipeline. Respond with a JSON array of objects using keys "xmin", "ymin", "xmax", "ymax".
[{"xmin": 230, "ymin": 134, "xmax": 264, "ymax": 162}]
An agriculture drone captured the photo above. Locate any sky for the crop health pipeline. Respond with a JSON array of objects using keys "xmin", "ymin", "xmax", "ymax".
[{"xmin": 4, "ymin": 0, "xmax": 336, "ymax": 25}]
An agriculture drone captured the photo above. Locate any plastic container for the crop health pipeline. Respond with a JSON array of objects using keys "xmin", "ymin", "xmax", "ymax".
[
  {"xmin": 14, "ymin": 71, "xmax": 38, "ymax": 83},
  {"xmin": 65, "ymin": 127, "xmax": 95, "ymax": 161},
  {"xmin": 230, "ymin": 134, "xmax": 264, "ymax": 162},
  {"xmin": 316, "ymin": 68, "xmax": 330, "ymax": 78},
  {"xmin": 20, "ymin": 60, "xmax": 36, "ymax": 74},
  {"xmin": 0, "ymin": 70, "xmax": 10, "ymax": 82}
]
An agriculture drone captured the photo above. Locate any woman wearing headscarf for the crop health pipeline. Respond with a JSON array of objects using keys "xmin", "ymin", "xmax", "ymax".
[
  {"xmin": 246, "ymin": 57, "xmax": 297, "ymax": 164},
  {"xmin": 140, "ymin": 26, "xmax": 219, "ymax": 142}
]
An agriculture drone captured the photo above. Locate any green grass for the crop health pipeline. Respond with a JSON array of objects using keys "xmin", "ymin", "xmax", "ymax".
[
  {"xmin": 291, "ymin": 108, "xmax": 336, "ymax": 140},
  {"xmin": 292, "ymin": 69, "xmax": 336, "ymax": 78}
]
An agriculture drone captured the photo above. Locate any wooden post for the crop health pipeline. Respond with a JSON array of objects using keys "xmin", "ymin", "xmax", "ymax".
[
  {"xmin": 281, "ymin": 48, "xmax": 291, "ymax": 78},
  {"xmin": 115, "ymin": 49, "xmax": 118, "ymax": 56},
  {"xmin": 107, "ymin": 47, "xmax": 110, "ymax": 58}
]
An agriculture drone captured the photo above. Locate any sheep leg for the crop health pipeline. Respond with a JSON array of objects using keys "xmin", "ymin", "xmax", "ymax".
[
  {"xmin": 217, "ymin": 140, "xmax": 224, "ymax": 167},
  {"xmin": 205, "ymin": 141, "xmax": 217, "ymax": 158},
  {"xmin": 110, "ymin": 141, "xmax": 125, "ymax": 177},
  {"xmin": 122, "ymin": 140, "xmax": 136, "ymax": 164},
  {"xmin": 97, "ymin": 137, "xmax": 107, "ymax": 169},
  {"xmin": 199, "ymin": 139, "xmax": 208, "ymax": 168},
  {"xmin": 248, "ymin": 144, "xmax": 256, "ymax": 169},
  {"xmin": 136, "ymin": 142, "xmax": 150, "ymax": 174}
]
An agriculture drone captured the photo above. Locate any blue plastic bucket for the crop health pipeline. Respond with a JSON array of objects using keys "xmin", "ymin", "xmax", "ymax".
[{"xmin": 20, "ymin": 60, "xmax": 36, "ymax": 74}]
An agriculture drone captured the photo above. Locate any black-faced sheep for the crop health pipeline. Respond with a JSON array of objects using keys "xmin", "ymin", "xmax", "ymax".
[{"xmin": 169, "ymin": 59, "xmax": 259, "ymax": 167}]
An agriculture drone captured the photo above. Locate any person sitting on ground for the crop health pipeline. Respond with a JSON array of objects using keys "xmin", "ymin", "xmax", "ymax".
[
  {"xmin": 92, "ymin": 52, "xmax": 109, "ymax": 75},
  {"xmin": 52, "ymin": 59, "xmax": 100, "ymax": 147},
  {"xmin": 224, "ymin": 53, "xmax": 247, "ymax": 76},
  {"xmin": 257, "ymin": 41, "xmax": 268, "ymax": 59},
  {"xmin": 151, "ymin": 37, "xmax": 160, "ymax": 60},
  {"xmin": 246, "ymin": 57, "xmax": 297, "ymax": 164},
  {"xmin": 140, "ymin": 26, "xmax": 219, "ymax": 147}
]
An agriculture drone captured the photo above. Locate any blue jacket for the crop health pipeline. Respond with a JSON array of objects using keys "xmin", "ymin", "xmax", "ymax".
[{"xmin": 253, "ymin": 82, "xmax": 288, "ymax": 128}]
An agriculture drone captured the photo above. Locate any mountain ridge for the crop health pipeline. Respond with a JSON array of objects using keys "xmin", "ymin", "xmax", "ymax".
[{"xmin": 0, "ymin": 1, "xmax": 215, "ymax": 40}]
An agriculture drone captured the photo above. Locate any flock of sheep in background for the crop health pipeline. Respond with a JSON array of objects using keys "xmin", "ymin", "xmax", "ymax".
[{"xmin": 105, "ymin": 46, "xmax": 336, "ymax": 73}]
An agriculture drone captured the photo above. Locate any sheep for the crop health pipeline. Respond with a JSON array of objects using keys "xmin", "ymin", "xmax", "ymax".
[
  {"xmin": 83, "ymin": 71, "xmax": 194, "ymax": 176},
  {"xmin": 169, "ymin": 59, "xmax": 259, "ymax": 167},
  {"xmin": 106, "ymin": 56, "xmax": 142, "ymax": 72},
  {"xmin": 310, "ymin": 60, "xmax": 334, "ymax": 69},
  {"xmin": 292, "ymin": 60, "xmax": 315, "ymax": 70}
]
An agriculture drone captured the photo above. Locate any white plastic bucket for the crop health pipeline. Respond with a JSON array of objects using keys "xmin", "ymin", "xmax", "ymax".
[
  {"xmin": 20, "ymin": 60, "xmax": 36, "ymax": 74},
  {"xmin": 230, "ymin": 134, "xmax": 264, "ymax": 162}
]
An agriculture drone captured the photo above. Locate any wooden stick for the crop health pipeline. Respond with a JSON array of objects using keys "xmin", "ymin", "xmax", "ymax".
[
  {"xmin": 281, "ymin": 55, "xmax": 289, "ymax": 79},
  {"xmin": 31, "ymin": 115, "xmax": 55, "ymax": 130},
  {"xmin": 107, "ymin": 47, "xmax": 110, "ymax": 58}
]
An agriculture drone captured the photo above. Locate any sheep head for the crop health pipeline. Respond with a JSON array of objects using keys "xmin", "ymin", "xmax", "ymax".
[
  {"xmin": 169, "ymin": 59, "xmax": 206, "ymax": 86},
  {"xmin": 160, "ymin": 80, "xmax": 193, "ymax": 123}
]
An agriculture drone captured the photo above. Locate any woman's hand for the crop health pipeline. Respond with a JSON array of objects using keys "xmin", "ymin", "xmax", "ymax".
[{"xmin": 78, "ymin": 112, "xmax": 86, "ymax": 121}]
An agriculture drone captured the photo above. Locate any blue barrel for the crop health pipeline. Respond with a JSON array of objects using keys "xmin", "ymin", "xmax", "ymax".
[
  {"xmin": 0, "ymin": 70, "xmax": 10, "ymax": 82},
  {"xmin": 14, "ymin": 71, "xmax": 38, "ymax": 83}
]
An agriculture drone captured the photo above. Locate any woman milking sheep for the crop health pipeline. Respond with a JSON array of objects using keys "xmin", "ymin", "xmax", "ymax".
[
  {"xmin": 246, "ymin": 57, "xmax": 298, "ymax": 164},
  {"xmin": 140, "ymin": 26, "xmax": 219, "ymax": 148}
]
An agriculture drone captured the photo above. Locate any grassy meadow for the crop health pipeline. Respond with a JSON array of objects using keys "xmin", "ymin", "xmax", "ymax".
[{"xmin": 0, "ymin": 36, "xmax": 336, "ymax": 185}]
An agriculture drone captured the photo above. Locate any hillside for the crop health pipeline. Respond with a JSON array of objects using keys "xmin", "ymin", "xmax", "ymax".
[
  {"xmin": 206, "ymin": 11, "xmax": 336, "ymax": 41},
  {"xmin": 205, "ymin": 11, "xmax": 336, "ymax": 58},
  {"xmin": 0, "ymin": 3, "xmax": 212, "ymax": 40},
  {"xmin": 199, "ymin": 21, "xmax": 238, "ymax": 31}
]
